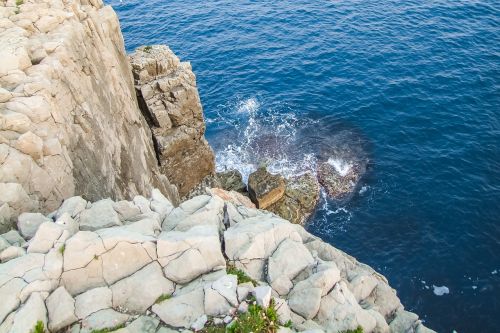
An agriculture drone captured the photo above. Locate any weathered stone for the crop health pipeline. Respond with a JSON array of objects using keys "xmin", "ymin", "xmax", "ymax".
[
  {"xmin": 46, "ymin": 286, "xmax": 78, "ymax": 332},
  {"xmin": 0, "ymin": 203, "xmax": 12, "ymax": 234},
  {"xmin": 0, "ymin": 245, "xmax": 26, "ymax": 262},
  {"xmin": 350, "ymin": 274, "xmax": 379, "ymax": 302},
  {"xmin": 317, "ymin": 158, "xmax": 365, "ymax": 200},
  {"xmin": 101, "ymin": 241, "xmax": 152, "ymax": 284},
  {"xmin": 253, "ymin": 286, "xmax": 272, "ymax": 309},
  {"xmin": 0, "ymin": 183, "xmax": 33, "ymax": 218},
  {"xmin": 27, "ymin": 221, "xmax": 63, "ymax": 253},
  {"xmin": 80, "ymin": 308, "xmax": 130, "ymax": 333},
  {"xmin": 157, "ymin": 225, "xmax": 225, "ymax": 284},
  {"xmin": 113, "ymin": 200, "xmax": 141, "ymax": 221},
  {"xmin": 10, "ymin": 292, "xmax": 47, "ymax": 333},
  {"xmin": 0, "ymin": 277, "xmax": 27, "ymax": 323},
  {"xmin": 267, "ymin": 172, "xmax": 320, "ymax": 224},
  {"xmin": 114, "ymin": 316, "xmax": 160, "ymax": 333},
  {"xmin": 130, "ymin": 45, "xmax": 215, "ymax": 197},
  {"xmin": 204, "ymin": 274, "xmax": 237, "ymax": 316},
  {"xmin": 247, "ymin": 167, "xmax": 286, "ymax": 209},
  {"xmin": 61, "ymin": 257, "xmax": 106, "ymax": 296},
  {"xmin": 267, "ymin": 238, "xmax": 314, "ymax": 295},
  {"xmin": 152, "ymin": 288, "xmax": 205, "ymax": 328},
  {"xmin": 17, "ymin": 212, "xmax": 51, "ymax": 239},
  {"xmin": 74, "ymin": 287, "xmax": 112, "ymax": 320},
  {"xmin": 56, "ymin": 196, "xmax": 87, "ymax": 220},
  {"xmin": 79, "ymin": 199, "xmax": 122, "ymax": 231},
  {"xmin": 15, "ymin": 131, "xmax": 43, "ymax": 160},
  {"xmin": 151, "ymin": 188, "xmax": 174, "ymax": 220},
  {"xmin": 111, "ymin": 262, "xmax": 174, "ymax": 313}
]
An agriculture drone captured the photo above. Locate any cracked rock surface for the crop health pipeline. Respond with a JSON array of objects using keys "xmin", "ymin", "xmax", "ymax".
[{"xmin": 0, "ymin": 188, "xmax": 435, "ymax": 333}]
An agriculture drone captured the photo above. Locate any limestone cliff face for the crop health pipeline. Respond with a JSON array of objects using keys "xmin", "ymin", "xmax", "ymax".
[
  {"xmin": 129, "ymin": 46, "xmax": 215, "ymax": 198},
  {"xmin": 0, "ymin": 0, "xmax": 181, "ymax": 226}
]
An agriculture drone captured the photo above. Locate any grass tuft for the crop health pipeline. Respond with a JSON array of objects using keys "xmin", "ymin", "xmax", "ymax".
[
  {"xmin": 143, "ymin": 45, "xmax": 153, "ymax": 53},
  {"xmin": 227, "ymin": 299, "xmax": 280, "ymax": 333},
  {"xmin": 227, "ymin": 265, "xmax": 257, "ymax": 286},
  {"xmin": 31, "ymin": 321, "xmax": 46, "ymax": 333},
  {"xmin": 16, "ymin": 0, "xmax": 23, "ymax": 6},
  {"xmin": 155, "ymin": 293, "xmax": 171, "ymax": 304},
  {"xmin": 59, "ymin": 244, "xmax": 65, "ymax": 254}
]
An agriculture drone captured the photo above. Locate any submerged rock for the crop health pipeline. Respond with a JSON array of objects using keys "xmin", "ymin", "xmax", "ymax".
[
  {"xmin": 247, "ymin": 167, "xmax": 286, "ymax": 209},
  {"xmin": 267, "ymin": 172, "xmax": 320, "ymax": 225},
  {"xmin": 317, "ymin": 159, "xmax": 366, "ymax": 199}
]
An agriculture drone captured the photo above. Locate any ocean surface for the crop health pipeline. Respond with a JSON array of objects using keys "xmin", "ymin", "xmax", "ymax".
[{"xmin": 107, "ymin": 1, "xmax": 500, "ymax": 331}]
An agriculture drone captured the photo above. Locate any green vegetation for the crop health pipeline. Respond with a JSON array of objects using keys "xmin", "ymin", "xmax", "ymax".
[
  {"xmin": 155, "ymin": 293, "xmax": 171, "ymax": 304},
  {"xmin": 90, "ymin": 324, "xmax": 125, "ymax": 333},
  {"xmin": 16, "ymin": 0, "xmax": 23, "ymax": 6},
  {"xmin": 341, "ymin": 327, "xmax": 364, "ymax": 333},
  {"xmin": 94, "ymin": 254, "xmax": 99, "ymax": 260},
  {"xmin": 31, "ymin": 321, "xmax": 46, "ymax": 333},
  {"xmin": 59, "ymin": 244, "xmax": 65, "ymax": 254},
  {"xmin": 226, "ymin": 265, "xmax": 256, "ymax": 286},
  {"xmin": 143, "ymin": 45, "xmax": 153, "ymax": 53},
  {"xmin": 226, "ymin": 299, "xmax": 280, "ymax": 333}
]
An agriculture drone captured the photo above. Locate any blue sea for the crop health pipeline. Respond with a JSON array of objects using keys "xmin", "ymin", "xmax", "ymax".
[{"xmin": 107, "ymin": 1, "xmax": 500, "ymax": 332}]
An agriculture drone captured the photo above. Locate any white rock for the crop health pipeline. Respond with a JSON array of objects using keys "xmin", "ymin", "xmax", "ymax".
[
  {"xmin": 389, "ymin": 310, "xmax": 419, "ymax": 333},
  {"xmin": 253, "ymin": 286, "xmax": 272, "ymax": 309},
  {"xmin": 273, "ymin": 297, "xmax": 292, "ymax": 325},
  {"xmin": 74, "ymin": 287, "xmax": 112, "ymax": 320},
  {"xmin": 15, "ymin": 131, "xmax": 43, "ymax": 160},
  {"xmin": 267, "ymin": 239, "xmax": 314, "ymax": 295},
  {"xmin": 152, "ymin": 288, "xmax": 205, "ymax": 328},
  {"xmin": 133, "ymin": 195, "xmax": 152, "ymax": 214},
  {"xmin": 55, "ymin": 213, "xmax": 79, "ymax": 236},
  {"xmin": 350, "ymin": 274, "xmax": 379, "ymax": 302},
  {"xmin": 0, "ymin": 277, "xmax": 26, "ymax": 323},
  {"xmin": 63, "ymin": 231, "xmax": 106, "ymax": 271},
  {"xmin": 151, "ymin": 188, "xmax": 174, "ymax": 220},
  {"xmin": 19, "ymin": 279, "xmax": 58, "ymax": 303},
  {"xmin": 1, "ymin": 230, "xmax": 25, "ymax": 247},
  {"xmin": 191, "ymin": 314, "xmax": 208, "ymax": 331},
  {"xmin": 101, "ymin": 241, "xmax": 152, "ymax": 284},
  {"xmin": 113, "ymin": 200, "xmax": 141, "ymax": 221},
  {"xmin": 56, "ymin": 196, "xmax": 87, "ymax": 219},
  {"xmin": 10, "ymin": 292, "xmax": 47, "ymax": 333},
  {"xmin": 79, "ymin": 198, "xmax": 122, "ymax": 231},
  {"xmin": 237, "ymin": 282, "xmax": 254, "ymax": 302},
  {"xmin": 46, "ymin": 286, "xmax": 78, "ymax": 332},
  {"xmin": 0, "ymin": 203, "xmax": 11, "ymax": 234},
  {"xmin": 211, "ymin": 274, "xmax": 238, "ymax": 306},
  {"xmin": 204, "ymin": 286, "xmax": 232, "ymax": 316},
  {"xmin": 27, "ymin": 221, "xmax": 63, "ymax": 253},
  {"xmin": 111, "ymin": 262, "xmax": 174, "ymax": 313},
  {"xmin": 0, "ymin": 245, "xmax": 25, "ymax": 262},
  {"xmin": 157, "ymin": 225, "xmax": 225, "ymax": 284},
  {"xmin": 114, "ymin": 316, "xmax": 160, "ymax": 333},
  {"xmin": 80, "ymin": 308, "xmax": 129, "ymax": 333},
  {"xmin": 61, "ymin": 257, "xmax": 106, "ymax": 296},
  {"xmin": 17, "ymin": 212, "xmax": 51, "ymax": 239}
]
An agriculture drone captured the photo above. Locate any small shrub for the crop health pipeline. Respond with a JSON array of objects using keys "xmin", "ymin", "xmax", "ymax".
[
  {"xmin": 31, "ymin": 321, "xmax": 46, "ymax": 333},
  {"xmin": 226, "ymin": 299, "xmax": 280, "ymax": 333},
  {"xmin": 90, "ymin": 324, "xmax": 125, "ymax": 333},
  {"xmin": 16, "ymin": 0, "xmax": 23, "ymax": 6},
  {"xmin": 94, "ymin": 254, "xmax": 99, "ymax": 260},
  {"xmin": 227, "ymin": 265, "xmax": 256, "ymax": 286},
  {"xmin": 155, "ymin": 293, "xmax": 171, "ymax": 304},
  {"xmin": 59, "ymin": 244, "xmax": 65, "ymax": 254},
  {"xmin": 143, "ymin": 45, "xmax": 153, "ymax": 53}
]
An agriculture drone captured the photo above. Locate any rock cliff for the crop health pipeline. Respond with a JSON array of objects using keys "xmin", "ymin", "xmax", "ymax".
[
  {"xmin": 0, "ymin": 188, "xmax": 435, "ymax": 333},
  {"xmin": 0, "ymin": 0, "xmax": 216, "ymax": 231}
]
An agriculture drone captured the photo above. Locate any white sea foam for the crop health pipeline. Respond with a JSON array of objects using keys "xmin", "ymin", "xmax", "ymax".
[
  {"xmin": 327, "ymin": 157, "xmax": 352, "ymax": 176},
  {"xmin": 432, "ymin": 285, "xmax": 450, "ymax": 296}
]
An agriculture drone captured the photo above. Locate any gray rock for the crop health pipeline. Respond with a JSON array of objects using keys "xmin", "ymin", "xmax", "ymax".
[
  {"xmin": 56, "ymin": 196, "xmax": 87, "ymax": 220},
  {"xmin": 0, "ymin": 245, "xmax": 25, "ymax": 262},
  {"xmin": 9, "ymin": 292, "xmax": 47, "ymax": 333},
  {"xmin": 113, "ymin": 200, "xmax": 141, "ymax": 221},
  {"xmin": 46, "ymin": 286, "xmax": 78, "ymax": 331},
  {"xmin": 79, "ymin": 199, "xmax": 122, "ymax": 231},
  {"xmin": 191, "ymin": 314, "xmax": 208, "ymax": 331},
  {"xmin": 0, "ymin": 277, "xmax": 27, "ymax": 323},
  {"xmin": 114, "ymin": 316, "xmax": 160, "ymax": 333},
  {"xmin": 253, "ymin": 286, "xmax": 272, "ymax": 309},
  {"xmin": 0, "ymin": 203, "xmax": 12, "ymax": 234},
  {"xmin": 80, "ymin": 309, "xmax": 130, "ymax": 333},
  {"xmin": 152, "ymin": 288, "xmax": 205, "ymax": 328},
  {"xmin": 74, "ymin": 287, "xmax": 112, "ymax": 320},
  {"xmin": 1, "ymin": 230, "xmax": 25, "ymax": 246},
  {"xmin": 17, "ymin": 212, "xmax": 51, "ymax": 239},
  {"xmin": 27, "ymin": 221, "xmax": 64, "ymax": 254},
  {"xmin": 111, "ymin": 262, "xmax": 174, "ymax": 313}
]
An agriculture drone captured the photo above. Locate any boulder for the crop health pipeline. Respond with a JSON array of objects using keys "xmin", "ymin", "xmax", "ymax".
[
  {"xmin": 9, "ymin": 292, "xmax": 47, "ymax": 333},
  {"xmin": 267, "ymin": 172, "xmax": 320, "ymax": 224},
  {"xmin": 152, "ymin": 287, "xmax": 205, "ymax": 328},
  {"xmin": 80, "ymin": 308, "xmax": 130, "ymax": 333},
  {"xmin": 79, "ymin": 199, "xmax": 122, "ymax": 231},
  {"xmin": 111, "ymin": 262, "xmax": 174, "ymax": 313},
  {"xmin": 317, "ymin": 158, "xmax": 365, "ymax": 199},
  {"xmin": 247, "ymin": 167, "xmax": 286, "ymax": 209},
  {"xmin": 253, "ymin": 285, "xmax": 272, "ymax": 308},
  {"xmin": 0, "ymin": 277, "xmax": 27, "ymax": 323},
  {"xmin": 113, "ymin": 200, "xmax": 141, "ymax": 221},
  {"xmin": 101, "ymin": 242, "xmax": 152, "ymax": 284},
  {"xmin": 0, "ymin": 246, "xmax": 26, "ymax": 262},
  {"xmin": 74, "ymin": 287, "xmax": 112, "ymax": 320},
  {"xmin": 267, "ymin": 238, "xmax": 314, "ymax": 295},
  {"xmin": 204, "ymin": 274, "xmax": 238, "ymax": 316},
  {"xmin": 115, "ymin": 316, "xmax": 160, "ymax": 333},
  {"xmin": 130, "ymin": 45, "xmax": 215, "ymax": 197},
  {"xmin": 27, "ymin": 222, "xmax": 64, "ymax": 254},
  {"xmin": 46, "ymin": 286, "xmax": 78, "ymax": 332},
  {"xmin": 217, "ymin": 170, "xmax": 247, "ymax": 192},
  {"xmin": 157, "ymin": 225, "xmax": 225, "ymax": 284},
  {"xmin": 55, "ymin": 196, "xmax": 87, "ymax": 220},
  {"xmin": 17, "ymin": 212, "xmax": 51, "ymax": 239},
  {"xmin": 0, "ymin": 203, "xmax": 12, "ymax": 234}
]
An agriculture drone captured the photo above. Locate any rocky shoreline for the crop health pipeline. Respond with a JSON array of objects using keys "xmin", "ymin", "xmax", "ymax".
[{"xmin": 0, "ymin": 0, "xmax": 434, "ymax": 331}]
